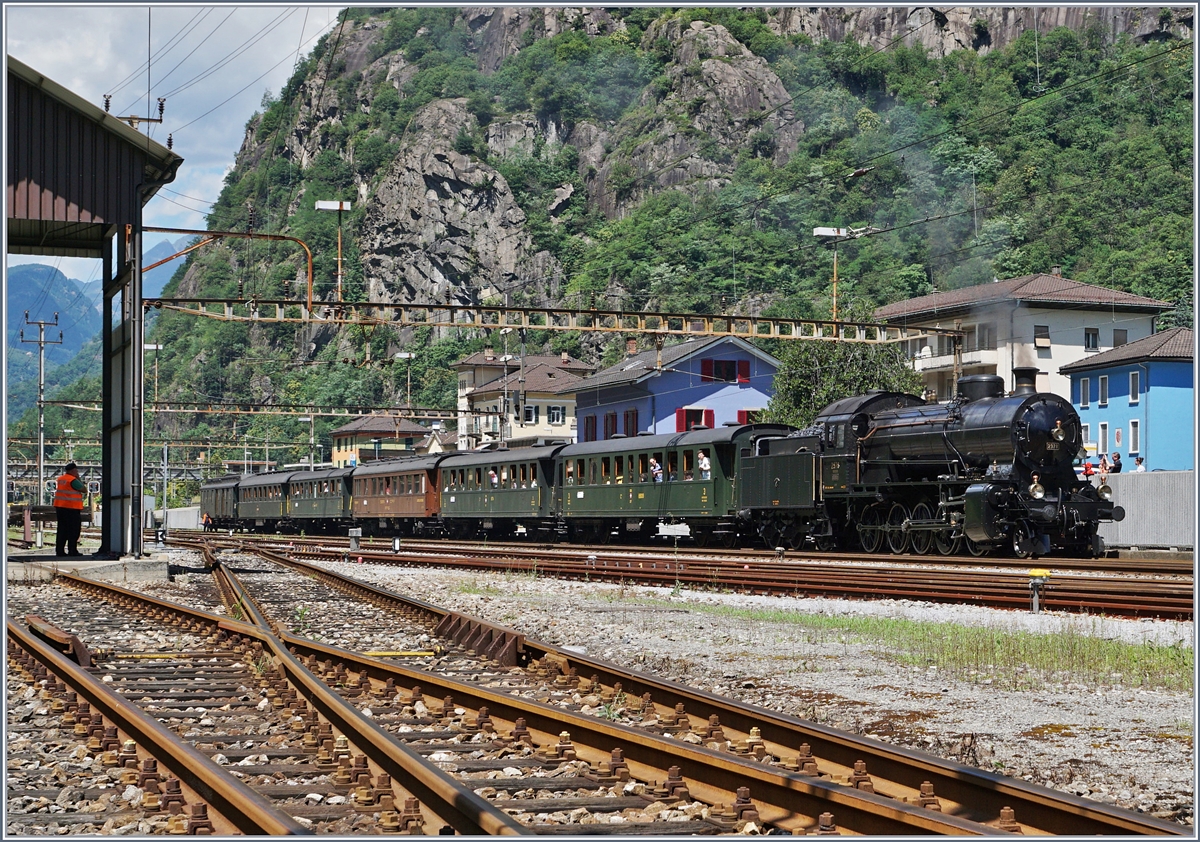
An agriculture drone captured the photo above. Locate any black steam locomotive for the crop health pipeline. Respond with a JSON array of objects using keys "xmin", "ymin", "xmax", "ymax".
[
  {"xmin": 741, "ymin": 367, "xmax": 1122, "ymax": 557},
  {"xmin": 202, "ymin": 369, "xmax": 1122, "ymax": 557}
]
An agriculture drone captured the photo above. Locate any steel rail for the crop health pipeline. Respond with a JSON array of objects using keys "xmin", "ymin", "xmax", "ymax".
[
  {"xmin": 6, "ymin": 616, "xmax": 311, "ymax": 836},
  {"xmin": 206, "ymin": 559, "xmax": 529, "ymax": 836},
  {"xmin": 257, "ymin": 549, "xmax": 1187, "ymax": 837},
  {"xmin": 250, "ymin": 539, "xmax": 1191, "ymax": 620},
  {"xmin": 57, "ymin": 570, "xmax": 527, "ymax": 836},
  {"xmin": 221, "ymin": 563, "xmax": 998, "ymax": 835}
]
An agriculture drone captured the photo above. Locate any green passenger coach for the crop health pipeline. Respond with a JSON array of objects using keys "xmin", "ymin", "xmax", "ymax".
[
  {"xmin": 554, "ymin": 424, "xmax": 794, "ymax": 546},
  {"xmin": 437, "ymin": 445, "xmax": 566, "ymax": 540}
]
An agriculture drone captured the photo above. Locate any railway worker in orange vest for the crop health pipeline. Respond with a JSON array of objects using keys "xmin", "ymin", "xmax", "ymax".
[{"xmin": 53, "ymin": 462, "xmax": 85, "ymax": 557}]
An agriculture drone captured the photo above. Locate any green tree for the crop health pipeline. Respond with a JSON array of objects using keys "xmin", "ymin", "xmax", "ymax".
[{"xmin": 766, "ymin": 341, "xmax": 923, "ymax": 428}]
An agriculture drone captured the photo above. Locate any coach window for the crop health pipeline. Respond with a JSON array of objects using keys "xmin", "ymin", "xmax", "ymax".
[
  {"xmin": 586, "ymin": 459, "xmax": 596, "ymax": 485},
  {"xmin": 614, "ymin": 458, "xmax": 623, "ymax": 484},
  {"xmin": 601, "ymin": 457, "xmax": 611, "ymax": 484},
  {"xmin": 530, "ymin": 465, "xmax": 538, "ymax": 487},
  {"xmin": 682, "ymin": 450, "xmax": 695, "ymax": 480},
  {"xmin": 666, "ymin": 452, "xmax": 678, "ymax": 481},
  {"xmin": 637, "ymin": 454, "xmax": 648, "ymax": 481}
]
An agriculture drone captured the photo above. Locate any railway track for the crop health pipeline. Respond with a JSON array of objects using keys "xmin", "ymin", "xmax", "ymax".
[
  {"xmin": 9, "ymin": 542, "xmax": 1184, "ymax": 835},
  {"xmin": 199, "ymin": 533, "xmax": 1193, "ymax": 620}
]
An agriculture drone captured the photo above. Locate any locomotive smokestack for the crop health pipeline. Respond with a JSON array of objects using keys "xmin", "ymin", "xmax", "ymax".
[{"xmin": 1012, "ymin": 367, "xmax": 1039, "ymax": 395}]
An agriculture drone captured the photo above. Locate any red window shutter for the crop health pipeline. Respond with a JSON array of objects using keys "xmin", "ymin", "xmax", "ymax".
[
  {"xmin": 701, "ymin": 359, "xmax": 714, "ymax": 382},
  {"xmin": 737, "ymin": 360, "xmax": 750, "ymax": 383},
  {"xmin": 737, "ymin": 410, "xmax": 748, "ymax": 425},
  {"xmin": 675, "ymin": 408, "xmax": 687, "ymax": 432},
  {"xmin": 703, "ymin": 409, "xmax": 715, "ymax": 429}
]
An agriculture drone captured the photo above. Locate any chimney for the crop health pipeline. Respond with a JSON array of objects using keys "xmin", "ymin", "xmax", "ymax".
[
  {"xmin": 484, "ymin": 347, "xmax": 494, "ymax": 361},
  {"xmin": 1012, "ymin": 367, "xmax": 1039, "ymax": 395},
  {"xmin": 626, "ymin": 339, "xmax": 638, "ymax": 356},
  {"xmin": 1050, "ymin": 265, "xmax": 1062, "ymax": 277},
  {"xmin": 560, "ymin": 351, "xmax": 569, "ymax": 365}
]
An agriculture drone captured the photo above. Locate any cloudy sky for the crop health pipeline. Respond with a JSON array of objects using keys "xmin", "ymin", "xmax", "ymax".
[{"xmin": 5, "ymin": 3, "xmax": 341, "ymax": 281}]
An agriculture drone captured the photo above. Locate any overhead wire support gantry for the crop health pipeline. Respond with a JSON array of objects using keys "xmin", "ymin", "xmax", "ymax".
[{"xmin": 144, "ymin": 297, "xmax": 962, "ymax": 345}]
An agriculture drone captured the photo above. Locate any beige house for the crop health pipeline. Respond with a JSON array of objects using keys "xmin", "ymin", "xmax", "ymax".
[
  {"xmin": 452, "ymin": 348, "xmax": 593, "ymax": 417},
  {"xmin": 464, "ymin": 362, "xmax": 584, "ymax": 449},
  {"xmin": 329, "ymin": 415, "xmax": 438, "ymax": 467},
  {"xmin": 875, "ymin": 271, "xmax": 1173, "ymax": 400}
]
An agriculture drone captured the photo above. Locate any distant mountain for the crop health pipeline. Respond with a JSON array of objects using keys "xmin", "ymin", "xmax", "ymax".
[
  {"xmin": 6, "ymin": 263, "xmax": 103, "ymax": 424},
  {"xmin": 142, "ymin": 237, "xmax": 193, "ymax": 297}
]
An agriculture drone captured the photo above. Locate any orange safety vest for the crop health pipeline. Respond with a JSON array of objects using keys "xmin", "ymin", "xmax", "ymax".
[{"xmin": 54, "ymin": 474, "xmax": 84, "ymax": 509}]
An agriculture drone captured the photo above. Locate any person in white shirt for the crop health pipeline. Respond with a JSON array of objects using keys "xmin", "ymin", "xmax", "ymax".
[
  {"xmin": 698, "ymin": 451, "xmax": 711, "ymax": 480},
  {"xmin": 1134, "ymin": 456, "xmax": 1146, "ymax": 472}
]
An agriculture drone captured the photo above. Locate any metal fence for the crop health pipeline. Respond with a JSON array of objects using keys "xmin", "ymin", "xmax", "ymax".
[{"xmin": 1097, "ymin": 470, "xmax": 1195, "ymax": 549}]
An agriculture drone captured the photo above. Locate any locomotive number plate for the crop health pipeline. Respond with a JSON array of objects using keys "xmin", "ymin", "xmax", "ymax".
[{"xmin": 1045, "ymin": 442, "xmax": 1059, "ymax": 450}]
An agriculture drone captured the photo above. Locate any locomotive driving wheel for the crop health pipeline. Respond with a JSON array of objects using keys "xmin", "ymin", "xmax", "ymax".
[
  {"xmin": 908, "ymin": 502, "xmax": 934, "ymax": 555},
  {"xmin": 963, "ymin": 535, "xmax": 992, "ymax": 557},
  {"xmin": 933, "ymin": 528, "xmax": 961, "ymax": 556},
  {"xmin": 858, "ymin": 506, "xmax": 884, "ymax": 553},
  {"xmin": 886, "ymin": 503, "xmax": 910, "ymax": 554}
]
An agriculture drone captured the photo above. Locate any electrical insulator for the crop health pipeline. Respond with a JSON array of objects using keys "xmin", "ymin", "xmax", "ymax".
[
  {"xmin": 167, "ymin": 134, "xmax": 173, "ymax": 150},
  {"xmin": 103, "ymin": 94, "xmax": 111, "ymax": 112},
  {"xmin": 157, "ymin": 98, "xmax": 165, "ymax": 119}
]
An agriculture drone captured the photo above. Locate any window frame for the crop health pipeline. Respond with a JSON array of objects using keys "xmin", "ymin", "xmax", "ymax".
[
  {"xmin": 1033, "ymin": 324, "xmax": 1051, "ymax": 349},
  {"xmin": 1084, "ymin": 328, "xmax": 1100, "ymax": 351},
  {"xmin": 1129, "ymin": 371, "xmax": 1140, "ymax": 405},
  {"xmin": 1079, "ymin": 377, "xmax": 1090, "ymax": 409},
  {"xmin": 1099, "ymin": 421, "xmax": 1109, "ymax": 455},
  {"xmin": 1098, "ymin": 375, "xmax": 1109, "ymax": 407},
  {"xmin": 1129, "ymin": 419, "xmax": 1140, "ymax": 454}
]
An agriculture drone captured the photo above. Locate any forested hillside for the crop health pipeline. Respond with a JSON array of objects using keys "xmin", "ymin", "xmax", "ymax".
[{"xmin": 16, "ymin": 7, "xmax": 1192, "ymax": 466}]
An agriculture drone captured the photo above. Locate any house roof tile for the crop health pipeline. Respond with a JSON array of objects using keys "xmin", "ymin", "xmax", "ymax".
[
  {"xmin": 875, "ymin": 274, "xmax": 1173, "ymax": 321},
  {"xmin": 329, "ymin": 415, "xmax": 430, "ymax": 436},
  {"xmin": 555, "ymin": 337, "xmax": 724, "ymax": 394},
  {"xmin": 471, "ymin": 362, "xmax": 585, "ymax": 397},
  {"xmin": 452, "ymin": 351, "xmax": 592, "ymax": 374},
  {"xmin": 1059, "ymin": 327, "xmax": 1194, "ymax": 373}
]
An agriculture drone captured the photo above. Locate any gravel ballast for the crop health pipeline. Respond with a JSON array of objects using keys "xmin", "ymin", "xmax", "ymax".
[{"xmin": 79, "ymin": 553, "xmax": 1195, "ymax": 827}]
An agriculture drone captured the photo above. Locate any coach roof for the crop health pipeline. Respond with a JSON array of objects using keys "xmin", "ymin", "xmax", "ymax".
[
  {"xmin": 558, "ymin": 423, "xmax": 795, "ymax": 458},
  {"xmin": 353, "ymin": 455, "xmax": 447, "ymax": 475}
]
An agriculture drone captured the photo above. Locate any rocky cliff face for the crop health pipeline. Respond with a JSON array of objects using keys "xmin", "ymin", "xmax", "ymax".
[
  {"xmin": 360, "ymin": 99, "xmax": 563, "ymax": 312},
  {"xmin": 226, "ymin": 5, "xmax": 1192, "ymax": 319},
  {"xmin": 585, "ymin": 18, "xmax": 803, "ymax": 217},
  {"xmin": 769, "ymin": 6, "xmax": 1192, "ymax": 56}
]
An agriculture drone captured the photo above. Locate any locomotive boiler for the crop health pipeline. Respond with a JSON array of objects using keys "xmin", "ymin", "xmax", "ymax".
[{"xmin": 742, "ymin": 367, "xmax": 1123, "ymax": 557}]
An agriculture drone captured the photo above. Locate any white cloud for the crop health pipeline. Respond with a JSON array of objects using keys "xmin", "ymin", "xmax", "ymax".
[{"xmin": 6, "ymin": 4, "xmax": 339, "ymax": 233}]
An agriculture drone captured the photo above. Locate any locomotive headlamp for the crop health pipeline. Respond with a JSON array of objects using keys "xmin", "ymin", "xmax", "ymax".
[
  {"xmin": 1028, "ymin": 482, "xmax": 1046, "ymax": 500},
  {"xmin": 1052, "ymin": 420, "xmax": 1066, "ymax": 442},
  {"xmin": 1098, "ymin": 483, "xmax": 1113, "ymax": 501}
]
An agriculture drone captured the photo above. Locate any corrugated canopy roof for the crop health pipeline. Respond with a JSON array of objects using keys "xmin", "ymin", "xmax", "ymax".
[{"xmin": 7, "ymin": 56, "xmax": 184, "ymax": 258}]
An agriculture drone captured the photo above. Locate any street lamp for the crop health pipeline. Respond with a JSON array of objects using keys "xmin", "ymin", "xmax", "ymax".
[
  {"xmin": 812, "ymin": 225, "xmax": 881, "ymax": 324},
  {"xmin": 394, "ymin": 353, "xmax": 415, "ymax": 409},
  {"xmin": 315, "ymin": 200, "xmax": 352, "ymax": 301},
  {"xmin": 499, "ymin": 328, "xmax": 514, "ymax": 443},
  {"xmin": 299, "ymin": 416, "xmax": 315, "ymax": 467}
]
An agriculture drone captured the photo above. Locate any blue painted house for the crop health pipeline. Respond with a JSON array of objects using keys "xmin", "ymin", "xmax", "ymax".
[
  {"xmin": 562, "ymin": 337, "xmax": 779, "ymax": 441},
  {"xmin": 1059, "ymin": 327, "xmax": 1194, "ymax": 471}
]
